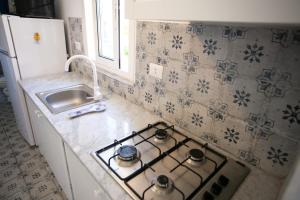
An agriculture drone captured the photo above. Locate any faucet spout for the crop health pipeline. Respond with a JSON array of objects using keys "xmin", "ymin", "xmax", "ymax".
[{"xmin": 65, "ymin": 55, "xmax": 103, "ymax": 101}]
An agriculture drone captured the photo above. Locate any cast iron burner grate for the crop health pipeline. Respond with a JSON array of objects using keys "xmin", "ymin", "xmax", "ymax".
[{"xmin": 94, "ymin": 122, "xmax": 245, "ymax": 200}]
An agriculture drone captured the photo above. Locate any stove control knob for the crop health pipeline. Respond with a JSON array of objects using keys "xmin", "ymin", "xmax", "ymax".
[
  {"xmin": 211, "ymin": 183, "xmax": 222, "ymax": 195},
  {"xmin": 218, "ymin": 175, "xmax": 229, "ymax": 187},
  {"xmin": 203, "ymin": 191, "xmax": 214, "ymax": 200}
]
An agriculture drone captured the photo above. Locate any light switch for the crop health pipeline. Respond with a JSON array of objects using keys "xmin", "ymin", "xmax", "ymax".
[
  {"xmin": 149, "ymin": 63, "xmax": 163, "ymax": 79},
  {"xmin": 74, "ymin": 41, "xmax": 82, "ymax": 51}
]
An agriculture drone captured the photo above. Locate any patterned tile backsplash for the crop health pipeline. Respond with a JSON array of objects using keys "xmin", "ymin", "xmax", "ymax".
[{"xmin": 68, "ymin": 18, "xmax": 300, "ymax": 179}]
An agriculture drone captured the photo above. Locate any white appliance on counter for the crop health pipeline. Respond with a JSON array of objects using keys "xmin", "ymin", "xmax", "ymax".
[{"xmin": 0, "ymin": 15, "xmax": 67, "ymax": 145}]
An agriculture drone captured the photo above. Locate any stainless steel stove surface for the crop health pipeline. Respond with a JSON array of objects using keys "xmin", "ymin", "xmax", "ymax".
[{"xmin": 93, "ymin": 122, "xmax": 250, "ymax": 200}]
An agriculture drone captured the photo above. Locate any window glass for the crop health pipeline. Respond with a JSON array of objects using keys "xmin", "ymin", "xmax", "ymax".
[
  {"xmin": 119, "ymin": 0, "xmax": 129, "ymax": 72},
  {"xmin": 96, "ymin": 0, "xmax": 115, "ymax": 60}
]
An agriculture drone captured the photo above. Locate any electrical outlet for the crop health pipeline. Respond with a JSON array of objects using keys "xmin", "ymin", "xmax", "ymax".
[
  {"xmin": 149, "ymin": 63, "xmax": 163, "ymax": 79},
  {"xmin": 74, "ymin": 41, "xmax": 82, "ymax": 51}
]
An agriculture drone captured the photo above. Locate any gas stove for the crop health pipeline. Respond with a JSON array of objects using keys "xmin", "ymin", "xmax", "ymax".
[{"xmin": 92, "ymin": 122, "xmax": 250, "ymax": 200}]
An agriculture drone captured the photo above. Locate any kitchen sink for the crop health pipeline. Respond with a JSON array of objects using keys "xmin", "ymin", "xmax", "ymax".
[{"xmin": 36, "ymin": 84, "xmax": 99, "ymax": 114}]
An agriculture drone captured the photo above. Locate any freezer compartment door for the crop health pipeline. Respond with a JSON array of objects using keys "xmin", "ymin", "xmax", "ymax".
[
  {"xmin": 0, "ymin": 54, "xmax": 35, "ymax": 145},
  {"xmin": 8, "ymin": 17, "xmax": 67, "ymax": 79},
  {"xmin": 0, "ymin": 15, "xmax": 17, "ymax": 57}
]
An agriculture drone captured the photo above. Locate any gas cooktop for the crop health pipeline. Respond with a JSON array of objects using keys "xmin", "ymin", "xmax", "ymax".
[{"xmin": 92, "ymin": 122, "xmax": 250, "ymax": 200}]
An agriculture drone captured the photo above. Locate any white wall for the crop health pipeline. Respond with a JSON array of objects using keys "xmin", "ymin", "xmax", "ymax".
[{"xmin": 54, "ymin": 0, "xmax": 86, "ymax": 55}]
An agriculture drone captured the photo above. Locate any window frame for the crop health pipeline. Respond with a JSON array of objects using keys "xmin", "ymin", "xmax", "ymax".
[{"xmin": 84, "ymin": 0, "xmax": 136, "ymax": 84}]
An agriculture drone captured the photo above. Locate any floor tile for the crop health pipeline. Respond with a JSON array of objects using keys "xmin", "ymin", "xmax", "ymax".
[
  {"xmin": 0, "ymin": 156, "xmax": 17, "ymax": 171},
  {"xmin": 0, "ymin": 92, "xmax": 68, "ymax": 200},
  {"xmin": 0, "ymin": 165, "xmax": 21, "ymax": 184},
  {"xmin": 0, "ymin": 177, "xmax": 27, "ymax": 199},
  {"xmin": 6, "ymin": 191, "xmax": 31, "ymax": 200},
  {"xmin": 29, "ymin": 180, "xmax": 59, "ymax": 199}
]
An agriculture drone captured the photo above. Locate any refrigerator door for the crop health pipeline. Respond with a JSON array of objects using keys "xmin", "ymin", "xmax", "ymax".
[
  {"xmin": 0, "ymin": 53, "xmax": 35, "ymax": 145},
  {"xmin": 0, "ymin": 15, "xmax": 17, "ymax": 57},
  {"xmin": 8, "ymin": 16, "xmax": 67, "ymax": 79}
]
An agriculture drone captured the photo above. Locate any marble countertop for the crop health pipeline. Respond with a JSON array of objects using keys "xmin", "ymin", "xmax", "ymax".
[{"xmin": 19, "ymin": 72, "xmax": 283, "ymax": 200}]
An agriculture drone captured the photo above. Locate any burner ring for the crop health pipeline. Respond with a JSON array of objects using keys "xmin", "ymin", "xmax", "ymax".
[
  {"xmin": 154, "ymin": 129, "xmax": 170, "ymax": 144},
  {"xmin": 152, "ymin": 175, "xmax": 174, "ymax": 195},
  {"xmin": 156, "ymin": 175, "xmax": 169, "ymax": 188},
  {"xmin": 189, "ymin": 149, "xmax": 204, "ymax": 162},
  {"xmin": 155, "ymin": 129, "xmax": 168, "ymax": 140},
  {"xmin": 117, "ymin": 145, "xmax": 138, "ymax": 161}
]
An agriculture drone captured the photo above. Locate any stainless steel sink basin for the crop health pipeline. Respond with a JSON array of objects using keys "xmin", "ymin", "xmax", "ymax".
[{"xmin": 36, "ymin": 84, "xmax": 99, "ymax": 114}]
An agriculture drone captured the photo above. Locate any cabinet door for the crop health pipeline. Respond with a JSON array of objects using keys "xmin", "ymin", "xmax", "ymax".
[
  {"xmin": 125, "ymin": 0, "xmax": 300, "ymax": 24},
  {"xmin": 25, "ymin": 95, "xmax": 42, "ymax": 146},
  {"xmin": 25, "ymin": 96, "xmax": 73, "ymax": 200},
  {"xmin": 65, "ymin": 145, "xmax": 110, "ymax": 200}
]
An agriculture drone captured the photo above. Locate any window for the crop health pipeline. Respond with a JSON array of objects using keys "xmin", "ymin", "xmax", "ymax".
[{"xmin": 84, "ymin": 0, "xmax": 135, "ymax": 83}]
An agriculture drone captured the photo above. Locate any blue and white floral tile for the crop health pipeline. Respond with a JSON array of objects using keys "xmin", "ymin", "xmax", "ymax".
[
  {"xmin": 266, "ymin": 88, "xmax": 300, "ymax": 140},
  {"xmin": 139, "ymin": 23, "xmax": 165, "ymax": 56},
  {"xmin": 274, "ymin": 46, "xmax": 300, "ymax": 84},
  {"xmin": 181, "ymin": 102, "xmax": 213, "ymax": 136},
  {"xmin": 212, "ymin": 115, "xmax": 253, "ymax": 157},
  {"xmin": 220, "ymin": 77, "xmax": 268, "ymax": 121},
  {"xmin": 69, "ymin": 19, "xmax": 300, "ymax": 178},
  {"xmin": 124, "ymin": 83, "xmax": 139, "ymax": 104},
  {"xmin": 162, "ymin": 59, "xmax": 188, "ymax": 93},
  {"xmin": 191, "ymin": 26, "xmax": 229, "ymax": 68},
  {"xmin": 164, "ymin": 23, "xmax": 193, "ymax": 62},
  {"xmin": 187, "ymin": 68, "xmax": 221, "ymax": 108},
  {"xmin": 138, "ymin": 80, "xmax": 160, "ymax": 112},
  {"xmin": 158, "ymin": 91, "xmax": 184, "ymax": 124},
  {"xmin": 252, "ymin": 133, "xmax": 299, "ymax": 178},
  {"xmin": 68, "ymin": 17, "xmax": 85, "ymax": 55},
  {"xmin": 228, "ymin": 41, "xmax": 267, "ymax": 80}
]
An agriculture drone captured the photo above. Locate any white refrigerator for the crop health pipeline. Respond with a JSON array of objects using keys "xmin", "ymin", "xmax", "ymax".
[{"xmin": 0, "ymin": 15, "xmax": 67, "ymax": 145}]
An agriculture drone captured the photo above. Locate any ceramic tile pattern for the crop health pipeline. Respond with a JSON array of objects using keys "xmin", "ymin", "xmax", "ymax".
[
  {"xmin": 0, "ymin": 93, "xmax": 68, "ymax": 200},
  {"xmin": 68, "ymin": 19, "xmax": 300, "ymax": 179}
]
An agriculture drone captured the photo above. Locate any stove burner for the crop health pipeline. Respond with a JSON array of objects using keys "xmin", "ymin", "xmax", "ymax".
[
  {"xmin": 155, "ymin": 129, "xmax": 168, "ymax": 139},
  {"xmin": 152, "ymin": 175, "xmax": 174, "ymax": 195},
  {"xmin": 154, "ymin": 129, "xmax": 169, "ymax": 143},
  {"xmin": 156, "ymin": 175, "xmax": 169, "ymax": 188},
  {"xmin": 117, "ymin": 145, "xmax": 138, "ymax": 161},
  {"xmin": 189, "ymin": 149, "xmax": 204, "ymax": 162},
  {"xmin": 186, "ymin": 148, "xmax": 206, "ymax": 167}
]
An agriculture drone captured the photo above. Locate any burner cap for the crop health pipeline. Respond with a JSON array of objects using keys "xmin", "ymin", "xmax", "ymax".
[
  {"xmin": 117, "ymin": 145, "xmax": 138, "ymax": 161},
  {"xmin": 189, "ymin": 149, "xmax": 204, "ymax": 162},
  {"xmin": 156, "ymin": 175, "xmax": 169, "ymax": 188},
  {"xmin": 155, "ymin": 129, "xmax": 168, "ymax": 140}
]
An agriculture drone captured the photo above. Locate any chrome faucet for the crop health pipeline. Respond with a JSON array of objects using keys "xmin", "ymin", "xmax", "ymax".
[{"xmin": 64, "ymin": 55, "xmax": 103, "ymax": 101}]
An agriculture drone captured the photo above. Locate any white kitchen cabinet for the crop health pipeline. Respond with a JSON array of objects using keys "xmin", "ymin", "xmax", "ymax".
[
  {"xmin": 25, "ymin": 96, "xmax": 73, "ymax": 200},
  {"xmin": 65, "ymin": 144, "xmax": 110, "ymax": 200},
  {"xmin": 125, "ymin": 0, "xmax": 300, "ymax": 24}
]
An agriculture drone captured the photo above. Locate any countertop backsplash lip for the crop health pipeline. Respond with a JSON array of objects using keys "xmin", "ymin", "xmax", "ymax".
[
  {"xmin": 68, "ymin": 17, "xmax": 300, "ymax": 180},
  {"xmin": 20, "ymin": 72, "xmax": 283, "ymax": 200}
]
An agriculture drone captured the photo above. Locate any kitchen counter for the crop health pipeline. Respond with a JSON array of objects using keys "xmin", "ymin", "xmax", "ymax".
[{"xmin": 19, "ymin": 72, "xmax": 283, "ymax": 200}]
